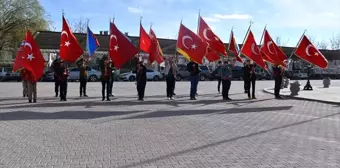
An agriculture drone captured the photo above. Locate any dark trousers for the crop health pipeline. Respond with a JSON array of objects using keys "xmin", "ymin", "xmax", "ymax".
[
  {"xmin": 54, "ymin": 77, "xmax": 59, "ymax": 95},
  {"xmin": 101, "ymin": 80, "xmax": 110, "ymax": 99},
  {"xmin": 80, "ymin": 78, "xmax": 87, "ymax": 96},
  {"xmin": 190, "ymin": 75, "xmax": 199, "ymax": 98},
  {"xmin": 166, "ymin": 75, "xmax": 175, "ymax": 97},
  {"xmin": 109, "ymin": 78, "xmax": 114, "ymax": 95},
  {"xmin": 173, "ymin": 80, "xmax": 176, "ymax": 94},
  {"xmin": 244, "ymin": 79, "xmax": 248, "ymax": 92},
  {"xmin": 60, "ymin": 81, "xmax": 67, "ymax": 100},
  {"xmin": 137, "ymin": 80, "xmax": 146, "ymax": 99},
  {"xmin": 217, "ymin": 77, "xmax": 222, "ymax": 92},
  {"xmin": 222, "ymin": 79, "xmax": 231, "ymax": 99},
  {"xmin": 274, "ymin": 77, "xmax": 282, "ymax": 97},
  {"xmin": 246, "ymin": 79, "xmax": 256, "ymax": 98}
]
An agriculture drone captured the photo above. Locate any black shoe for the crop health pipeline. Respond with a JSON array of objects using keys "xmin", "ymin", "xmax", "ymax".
[
  {"xmin": 252, "ymin": 96, "xmax": 257, "ymax": 99},
  {"xmin": 110, "ymin": 94, "xmax": 114, "ymax": 97},
  {"xmin": 275, "ymin": 96, "xmax": 282, "ymax": 99},
  {"xmin": 33, "ymin": 99, "xmax": 36, "ymax": 103},
  {"xmin": 102, "ymin": 97, "xmax": 105, "ymax": 101},
  {"xmin": 63, "ymin": 98, "xmax": 67, "ymax": 101},
  {"xmin": 190, "ymin": 97, "xmax": 196, "ymax": 100},
  {"xmin": 173, "ymin": 93, "xmax": 176, "ymax": 96},
  {"xmin": 55, "ymin": 94, "xmax": 58, "ymax": 97},
  {"xmin": 28, "ymin": 100, "xmax": 32, "ymax": 103},
  {"xmin": 107, "ymin": 98, "xmax": 111, "ymax": 101},
  {"xmin": 80, "ymin": 95, "xmax": 82, "ymax": 97},
  {"xmin": 84, "ymin": 95, "xmax": 88, "ymax": 97}
]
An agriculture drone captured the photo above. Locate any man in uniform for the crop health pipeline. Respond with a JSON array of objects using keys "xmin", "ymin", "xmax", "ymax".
[
  {"xmin": 52, "ymin": 59, "xmax": 61, "ymax": 97},
  {"xmin": 79, "ymin": 60, "xmax": 88, "ymax": 97},
  {"xmin": 273, "ymin": 65, "xmax": 283, "ymax": 99},
  {"xmin": 59, "ymin": 61, "xmax": 69, "ymax": 101}
]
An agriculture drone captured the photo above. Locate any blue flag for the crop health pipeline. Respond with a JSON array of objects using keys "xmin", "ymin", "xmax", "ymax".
[{"xmin": 86, "ymin": 27, "xmax": 100, "ymax": 56}]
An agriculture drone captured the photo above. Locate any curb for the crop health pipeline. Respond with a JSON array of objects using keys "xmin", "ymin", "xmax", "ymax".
[{"xmin": 262, "ymin": 88, "xmax": 339, "ymax": 105}]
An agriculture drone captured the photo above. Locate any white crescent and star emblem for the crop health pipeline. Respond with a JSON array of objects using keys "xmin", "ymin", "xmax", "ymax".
[
  {"xmin": 182, "ymin": 35, "xmax": 196, "ymax": 49},
  {"xmin": 267, "ymin": 41, "xmax": 275, "ymax": 54},
  {"xmin": 203, "ymin": 28, "xmax": 211, "ymax": 41},
  {"xmin": 305, "ymin": 44, "xmax": 318, "ymax": 56},
  {"xmin": 22, "ymin": 42, "xmax": 35, "ymax": 61},
  {"xmin": 61, "ymin": 31, "xmax": 71, "ymax": 47},
  {"xmin": 110, "ymin": 34, "xmax": 119, "ymax": 51},
  {"xmin": 251, "ymin": 43, "xmax": 259, "ymax": 55}
]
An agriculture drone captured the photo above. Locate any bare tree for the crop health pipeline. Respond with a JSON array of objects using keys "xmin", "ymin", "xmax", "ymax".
[
  {"xmin": 71, "ymin": 18, "xmax": 89, "ymax": 33},
  {"xmin": 330, "ymin": 34, "xmax": 340, "ymax": 50},
  {"xmin": 317, "ymin": 41, "xmax": 328, "ymax": 49},
  {"xmin": 0, "ymin": 0, "xmax": 50, "ymax": 51}
]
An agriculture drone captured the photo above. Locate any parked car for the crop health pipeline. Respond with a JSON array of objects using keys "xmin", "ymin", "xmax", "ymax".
[
  {"xmin": 0, "ymin": 67, "xmax": 21, "ymax": 82},
  {"xmin": 176, "ymin": 65, "xmax": 211, "ymax": 81},
  {"xmin": 69, "ymin": 67, "xmax": 101, "ymax": 82},
  {"xmin": 119, "ymin": 69, "xmax": 163, "ymax": 81},
  {"xmin": 210, "ymin": 66, "xmax": 244, "ymax": 81}
]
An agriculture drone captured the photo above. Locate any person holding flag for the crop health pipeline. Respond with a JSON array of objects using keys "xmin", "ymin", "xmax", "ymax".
[
  {"xmin": 26, "ymin": 69, "xmax": 37, "ymax": 103},
  {"xmin": 79, "ymin": 60, "xmax": 88, "ymax": 97}
]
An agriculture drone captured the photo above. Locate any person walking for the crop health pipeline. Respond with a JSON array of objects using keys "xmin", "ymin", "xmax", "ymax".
[
  {"xmin": 59, "ymin": 61, "xmax": 69, "ymax": 101},
  {"xmin": 108, "ymin": 60, "xmax": 115, "ymax": 97},
  {"xmin": 273, "ymin": 65, "xmax": 283, "ymax": 99},
  {"xmin": 187, "ymin": 60, "xmax": 200, "ymax": 100},
  {"xmin": 20, "ymin": 69, "xmax": 28, "ymax": 97},
  {"xmin": 165, "ymin": 57, "xmax": 177, "ymax": 100},
  {"xmin": 52, "ymin": 59, "xmax": 61, "ymax": 97},
  {"xmin": 221, "ymin": 61, "xmax": 233, "ymax": 100},
  {"xmin": 26, "ymin": 70, "xmax": 37, "ymax": 103},
  {"xmin": 136, "ymin": 62, "xmax": 147, "ymax": 101},
  {"xmin": 100, "ymin": 58, "xmax": 110, "ymax": 101},
  {"xmin": 215, "ymin": 61, "xmax": 223, "ymax": 93},
  {"xmin": 79, "ymin": 60, "xmax": 88, "ymax": 97},
  {"xmin": 244, "ymin": 60, "xmax": 257, "ymax": 99}
]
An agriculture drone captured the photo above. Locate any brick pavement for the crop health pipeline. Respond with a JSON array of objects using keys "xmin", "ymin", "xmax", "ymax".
[{"xmin": 0, "ymin": 81, "xmax": 339, "ymax": 168}]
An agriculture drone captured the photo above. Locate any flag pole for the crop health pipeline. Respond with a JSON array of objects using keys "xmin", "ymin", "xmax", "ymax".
[
  {"xmin": 238, "ymin": 21, "xmax": 253, "ymax": 59},
  {"xmin": 259, "ymin": 24, "xmax": 267, "ymax": 46},
  {"xmin": 288, "ymin": 29, "xmax": 307, "ymax": 60},
  {"xmin": 197, "ymin": 9, "xmax": 201, "ymax": 34},
  {"xmin": 228, "ymin": 26, "xmax": 234, "ymax": 52},
  {"xmin": 138, "ymin": 16, "xmax": 143, "ymax": 63}
]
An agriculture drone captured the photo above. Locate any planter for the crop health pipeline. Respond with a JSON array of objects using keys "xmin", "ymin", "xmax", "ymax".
[
  {"xmin": 283, "ymin": 77, "xmax": 290, "ymax": 88},
  {"xmin": 323, "ymin": 77, "xmax": 331, "ymax": 88},
  {"xmin": 290, "ymin": 81, "xmax": 300, "ymax": 96}
]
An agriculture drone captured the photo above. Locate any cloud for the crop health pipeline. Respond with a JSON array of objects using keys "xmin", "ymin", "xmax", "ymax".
[
  {"xmin": 213, "ymin": 14, "xmax": 253, "ymax": 20},
  {"xmin": 127, "ymin": 7, "xmax": 143, "ymax": 14},
  {"xmin": 202, "ymin": 17, "xmax": 220, "ymax": 22}
]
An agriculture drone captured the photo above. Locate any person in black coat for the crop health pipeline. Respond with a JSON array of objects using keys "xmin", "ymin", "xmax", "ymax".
[
  {"xmin": 58, "ymin": 61, "xmax": 69, "ymax": 101},
  {"xmin": 52, "ymin": 59, "xmax": 61, "ymax": 97},
  {"xmin": 242, "ymin": 62, "xmax": 248, "ymax": 93},
  {"xmin": 79, "ymin": 60, "xmax": 88, "ymax": 97},
  {"xmin": 100, "ymin": 57, "xmax": 111, "ymax": 101},
  {"xmin": 187, "ymin": 61, "xmax": 200, "ymax": 100},
  {"xmin": 136, "ymin": 62, "xmax": 147, "ymax": 101},
  {"xmin": 244, "ymin": 60, "xmax": 257, "ymax": 99},
  {"xmin": 273, "ymin": 65, "xmax": 283, "ymax": 99}
]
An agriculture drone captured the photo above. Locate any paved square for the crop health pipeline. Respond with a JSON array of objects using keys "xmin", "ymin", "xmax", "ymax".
[{"xmin": 0, "ymin": 81, "xmax": 339, "ymax": 168}]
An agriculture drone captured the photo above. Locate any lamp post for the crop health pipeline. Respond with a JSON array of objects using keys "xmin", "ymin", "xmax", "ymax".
[{"xmin": 303, "ymin": 64, "xmax": 313, "ymax": 90}]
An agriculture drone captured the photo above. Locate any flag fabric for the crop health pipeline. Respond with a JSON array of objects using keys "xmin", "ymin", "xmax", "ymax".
[
  {"xmin": 176, "ymin": 23, "xmax": 208, "ymax": 64},
  {"xmin": 260, "ymin": 29, "xmax": 287, "ymax": 68},
  {"xmin": 295, "ymin": 35, "xmax": 328, "ymax": 69},
  {"xmin": 240, "ymin": 30, "xmax": 267, "ymax": 70},
  {"xmin": 228, "ymin": 30, "xmax": 243, "ymax": 63},
  {"xmin": 86, "ymin": 26, "xmax": 100, "ymax": 57},
  {"xmin": 13, "ymin": 30, "xmax": 45, "ymax": 82},
  {"xmin": 109, "ymin": 22, "xmax": 139, "ymax": 69},
  {"xmin": 60, "ymin": 16, "xmax": 84, "ymax": 62},
  {"xmin": 198, "ymin": 16, "xmax": 227, "ymax": 56},
  {"xmin": 139, "ymin": 23, "xmax": 152, "ymax": 53},
  {"xmin": 149, "ymin": 28, "xmax": 164, "ymax": 64},
  {"xmin": 205, "ymin": 48, "xmax": 220, "ymax": 62}
]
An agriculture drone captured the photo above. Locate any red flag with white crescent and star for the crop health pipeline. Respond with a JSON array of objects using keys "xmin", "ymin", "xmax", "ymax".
[
  {"xmin": 205, "ymin": 48, "xmax": 221, "ymax": 62},
  {"xmin": 294, "ymin": 35, "xmax": 328, "ymax": 69},
  {"xmin": 13, "ymin": 30, "xmax": 45, "ymax": 82},
  {"xmin": 198, "ymin": 16, "xmax": 227, "ymax": 56},
  {"xmin": 139, "ymin": 23, "xmax": 151, "ymax": 53},
  {"xmin": 260, "ymin": 29, "xmax": 287, "ymax": 68},
  {"xmin": 149, "ymin": 28, "xmax": 164, "ymax": 64},
  {"xmin": 176, "ymin": 23, "xmax": 208, "ymax": 64},
  {"xmin": 240, "ymin": 30, "xmax": 267, "ymax": 70},
  {"xmin": 60, "ymin": 16, "xmax": 84, "ymax": 63},
  {"xmin": 228, "ymin": 30, "xmax": 243, "ymax": 63},
  {"xmin": 109, "ymin": 22, "xmax": 139, "ymax": 69}
]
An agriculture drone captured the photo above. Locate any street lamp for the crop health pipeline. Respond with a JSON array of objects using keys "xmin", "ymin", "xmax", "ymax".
[{"xmin": 303, "ymin": 64, "xmax": 313, "ymax": 90}]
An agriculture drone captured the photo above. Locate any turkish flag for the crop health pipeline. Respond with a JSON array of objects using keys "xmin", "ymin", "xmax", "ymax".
[
  {"xmin": 149, "ymin": 28, "xmax": 164, "ymax": 64},
  {"xmin": 176, "ymin": 23, "xmax": 208, "ymax": 64},
  {"xmin": 228, "ymin": 30, "xmax": 243, "ymax": 63},
  {"xmin": 240, "ymin": 30, "xmax": 267, "ymax": 70},
  {"xmin": 205, "ymin": 48, "xmax": 220, "ymax": 62},
  {"xmin": 109, "ymin": 22, "xmax": 139, "ymax": 69},
  {"xmin": 295, "ymin": 35, "xmax": 328, "ymax": 69},
  {"xmin": 13, "ymin": 30, "xmax": 45, "ymax": 82},
  {"xmin": 60, "ymin": 16, "xmax": 84, "ymax": 63},
  {"xmin": 198, "ymin": 16, "xmax": 227, "ymax": 56},
  {"xmin": 260, "ymin": 29, "xmax": 287, "ymax": 68},
  {"xmin": 139, "ymin": 24, "xmax": 151, "ymax": 53}
]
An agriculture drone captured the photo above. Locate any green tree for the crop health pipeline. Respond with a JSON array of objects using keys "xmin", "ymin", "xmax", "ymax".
[{"xmin": 0, "ymin": 0, "xmax": 50, "ymax": 51}]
